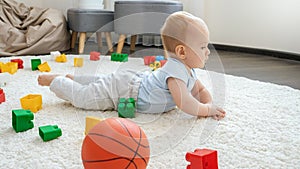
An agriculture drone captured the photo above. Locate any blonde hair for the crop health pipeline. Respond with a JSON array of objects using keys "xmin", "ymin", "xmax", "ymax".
[{"xmin": 161, "ymin": 11, "xmax": 209, "ymax": 56}]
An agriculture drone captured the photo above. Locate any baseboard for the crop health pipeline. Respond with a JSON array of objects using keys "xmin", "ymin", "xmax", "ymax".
[{"xmin": 211, "ymin": 44, "xmax": 300, "ymax": 61}]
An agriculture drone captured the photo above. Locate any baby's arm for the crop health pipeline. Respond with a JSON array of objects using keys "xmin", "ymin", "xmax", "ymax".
[
  {"xmin": 167, "ymin": 77, "xmax": 225, "ymax": 120},
  {"xmin": 191, "ymin": 80, "xmax": 212, "ymax": 104}
]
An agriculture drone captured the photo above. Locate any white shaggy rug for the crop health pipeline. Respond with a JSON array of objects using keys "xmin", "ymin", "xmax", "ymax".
[{"xmin": 0, "ymin": 55, "xmax": 299, "ymax": 168}]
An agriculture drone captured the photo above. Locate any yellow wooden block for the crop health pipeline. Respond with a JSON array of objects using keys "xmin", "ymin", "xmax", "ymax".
[
  {"xmin": 20, "ymin": 94, "xmax": 42, "ymax": 113},
  {"xmin": 55, "ymin": 54, "xmax": 67, "ymax": 62},
  {"xmin": 38, "ymin": 62, "xmax": 51, "ymax": 72},
  {"xmin": 0, "ymin": 62, "xmax": 4, "ymax": 70},
  {"xmin": 85, "ymin": 116, "xmax": 102, "ymax": 135},
  {"xmin": 1, "ymin": 62, "xmax": 18, "ymax": 74},
  {"xmin": 74, "ymin": 58, "xmax": 83, "ymax": 67}
]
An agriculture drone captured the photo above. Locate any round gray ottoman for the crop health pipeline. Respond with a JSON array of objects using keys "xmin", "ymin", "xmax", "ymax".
[
  {"xmin": 114, "ymin": 0, "xmax": 183, "ymax": 53},
  {"xmin": 67, "ymin": 8, "xmax": 114, "ymax": 54}
]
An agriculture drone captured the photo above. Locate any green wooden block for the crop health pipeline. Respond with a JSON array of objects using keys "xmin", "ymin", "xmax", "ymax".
[
  {"xmin": 127, "ymin": 98, "xmax": 135, "ymax": 105},
  {"xmin": 39, "ymin": 125, "xmax": 62, "ymax": 141},
  {"xmin": 12, "ymin": 109, "xmax": 34, "ymax": 132},
  {"xmin": 119, "ymin": 98, "xmax": 127, "ymax": 103},
  {"xmin": 111, "ymin": 53, "xmax": 128, "ymax": 62},
  {"xmin": 118, "ymin": 98, "xmax": 135, "ymax": 118},
  {"xmin": 31, "ymin": 59, "xmax": 41, "ymax": 71}
]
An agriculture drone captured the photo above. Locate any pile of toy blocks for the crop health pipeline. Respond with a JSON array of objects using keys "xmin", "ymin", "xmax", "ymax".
[
  {"xmin": 12, "ymin": 108, "xmax": 62, "ymax": 141},
  {"xmin": 144, "ymin": 55, "xmax": 167, "ymax": 71},
  {"xmin": 31, "ymin": 58, "xmax": 51, "ymax": 72}
]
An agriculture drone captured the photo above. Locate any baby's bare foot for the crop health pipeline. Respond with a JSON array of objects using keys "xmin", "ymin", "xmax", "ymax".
[
  {"xmin": 66, "ymin": 74, "xmax": 74, "ymax": 80},
  {"xmin": 38, "ymin": 74, "xmax": 60, "ymax": 86}
]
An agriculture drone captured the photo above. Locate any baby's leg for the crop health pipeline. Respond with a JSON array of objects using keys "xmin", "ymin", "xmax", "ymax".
[
  {"xmin": 38, "ymin": 74, "xmax": 60, "ymax": 86},
  {"xmin": 66, "ymin": 74, "xmax": 74, "ymax": 80},
  {"xmin": 50, "ymin": 74, "xmax": 115, "ymax": 110}
]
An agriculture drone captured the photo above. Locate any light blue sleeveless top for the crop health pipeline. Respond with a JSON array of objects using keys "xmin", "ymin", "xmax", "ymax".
[{"xmin": 136, "ymin": 58, "xmax": 198, "ymax": 113}]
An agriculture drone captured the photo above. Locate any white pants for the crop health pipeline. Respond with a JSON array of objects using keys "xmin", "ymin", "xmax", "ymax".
[{"xmin": 50, "ymin": 70, "xmax": 143, "ymax": 110}]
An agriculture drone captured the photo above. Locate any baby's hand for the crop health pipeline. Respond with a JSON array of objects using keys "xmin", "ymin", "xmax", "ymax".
[
  {"xmin": 208, "ymin": 104, "xmax": 226, "ymax": 120},
  {"xmin": 38, "ymin": 74, "xmax": 59, "ymax": 86}
]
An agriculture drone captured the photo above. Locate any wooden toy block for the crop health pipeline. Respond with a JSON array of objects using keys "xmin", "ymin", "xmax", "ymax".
[
  {"xmin": 149, "ymin": 62, "xmax": 158, "ymax": 71},
  {"xmin": 154, "ymin": 61, "xmax": 161, "ymax": 68},
  {"xmin": 84, "ymin": 116, "xmax": 102, "ymax": 135},
  {"xmin": 160, "ymin": 60, "xmax": 167, "ymax": 67},
  {"xmin": 143, "ymin": 56, "xmax": 156, "ymax": 65},
  {"xmin": 90, "ymin": 51, "xmax": 100, "ymax": 61},
  {"xmin": 0, "ymin": 88, "xmax": 5, "ymax": 104},
  {"xmin": 12, "ymin": 109, "xmax": 34, "ymax": 132},
  {"xmin": 0, "ymin": 61, "xmax": 3, "ymax": 72},
  {"xmin": 1, "ymin": 62, "xmax": 18, "ymax": 74},
  {"xmin": 20, "ymin": 94, "xmax": 42, "ymax": 113},
  {"xmin": 155, "ymin": 55, "xmax": 165, "ymax": 61},
  {"xmin": 55, "ymin": 54, "xmax": 67, "ymax": 62},
  {"xmin": 186, "ymin": 149, "xmax": 218, "ymax": 169},
  {"xmin": 38, "ymin": 62, "xmax": 51, "ymax": 72},
  {"xmin": 11, "ymin": 59, "xmax": 24, "ymax": 69},
  {"xmin": 39, "ymin": 125, "xmax": 62, "ymax": 141},
  {"xmin": 0, "ymin": 72, "xmax": 11, "ymax": 87},
  {"xmin": 31, "ymin": 58, "xmax": 41, "ymax": 71},
  {"xmin": 50, "ymin": 51, "xmax": 61, "ymax": 60},
  {"xmin": 111, "ymin": 53, "xmax": 128, "ymax": 62},
  {"xmin": 74, "ymin": 58, "xmax": 84, "ymax": 67},
  {"xmin": 118, "ymin": 98, "xmax": 136, "ymax": 118}
]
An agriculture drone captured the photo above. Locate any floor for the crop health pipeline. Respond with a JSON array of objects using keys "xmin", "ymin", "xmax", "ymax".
[{"xmin": 68, "ymin": 41, "xmax": 300, "ymax": 90}]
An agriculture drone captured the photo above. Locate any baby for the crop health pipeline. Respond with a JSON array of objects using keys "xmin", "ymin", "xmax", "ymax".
[{"xmin": 38, "ymin": 11, "xmax": 226, "ymax": 120}]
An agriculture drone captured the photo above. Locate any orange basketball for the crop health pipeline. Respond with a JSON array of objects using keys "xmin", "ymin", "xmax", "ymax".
[{"xmin": 81, "ymin": 117, "xmax": 150, "ymax": 169}]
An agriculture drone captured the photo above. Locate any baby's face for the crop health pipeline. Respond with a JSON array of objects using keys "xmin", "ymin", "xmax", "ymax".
[{"xmin": 184, "ymin": 26, "xmax": 210, "ymax": 69}]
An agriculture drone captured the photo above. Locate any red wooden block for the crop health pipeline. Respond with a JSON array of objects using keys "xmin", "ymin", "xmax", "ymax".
[
  {"xmin": 11, "ymin": 59, "xmax": 24, "ymax": 69},
  {"xmin": 0, "ymin": 88, "xmax": 5, "ymax": 104},
  {"xmin": 144, "ymin": 56, "xmax": 156, "ymax": 65},
  {"xmin": 186, "ymin": 149, "xmax": 218, "ymax": 169},
  {"xmin": 90, "ymin": 51, "xmax": 100, "ymax": 61},
  {"xmin": 160, "ymin": 60, "xmax": 167, "ymax": 67}
]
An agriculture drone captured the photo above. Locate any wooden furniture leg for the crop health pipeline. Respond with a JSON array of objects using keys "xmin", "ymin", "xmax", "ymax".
[
  {"xmin": 116, "ymin": 34, "xmax": 126, "ymax": 54},
  {"xmin": 71, "ymin": 31, "xmax": 78, "ymax": 49},
  {"xmin": 130, "ymin": 35, "xmax": 137, "ymax": 51},
  {"xmin": 96, "ymin": 32, "xmax": 103, "ymax": 48},
  {"xmin": 79, "ymin": 32, "xmax": 86, "ymax": 54},
  {"xmin": 105, "ymin": 32, "xmax": 114, "ymax": 53}
]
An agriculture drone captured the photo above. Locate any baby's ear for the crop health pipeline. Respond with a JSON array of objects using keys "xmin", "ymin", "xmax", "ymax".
[{"xmin": 175, "ymin": 45, "xmax": 186, "ymax": 59}]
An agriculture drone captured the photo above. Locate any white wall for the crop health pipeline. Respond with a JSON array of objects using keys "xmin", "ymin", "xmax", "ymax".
[
  {"xmin": 17, "ymin": 0, "xmax": 300, "ymax": 54},
  {"xmin": 203, "ymin": 0, "xmax": 300, "ymax": 54}
]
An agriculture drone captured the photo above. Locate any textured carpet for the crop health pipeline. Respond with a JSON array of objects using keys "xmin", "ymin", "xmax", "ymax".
[{"xmin": 0, "ymin": 55, "xmax": 299, "ymax": 168}]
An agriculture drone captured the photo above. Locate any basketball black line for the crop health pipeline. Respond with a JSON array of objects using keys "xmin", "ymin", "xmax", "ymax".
[
  {"xmin": 88, "ymin": 132, "xmax": 146, "ymax": 163},
  {"xmin": 83, "ymin": 156, "xmax": 131, "ymax": 163},
  {"xmin": 125, "ymin": 129, "xmax": 143, "ymax": 169},
  {"xmin": 88, "ymin": 132, "xmax": 145, "ymax": 169},
  {"xmin": 116, "ymin": 119, "xmax": 149, "ymax": 148},
  {"xmin": 116, "ymin": 119, "xmax": 148, "ymax": 168},
  {"xmin": 89, "ymin": 132, "xmax": 136, "ymax": 153}
]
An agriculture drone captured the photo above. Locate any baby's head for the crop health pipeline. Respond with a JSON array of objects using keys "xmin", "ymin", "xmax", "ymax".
[{"xmin": 161, "ymin": 11, "xmax": 210, "ymax": 68}]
